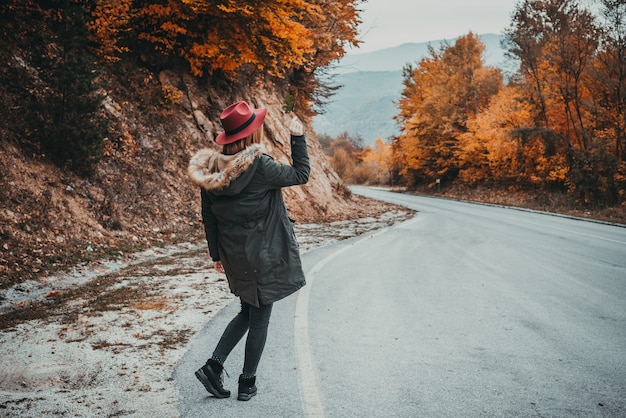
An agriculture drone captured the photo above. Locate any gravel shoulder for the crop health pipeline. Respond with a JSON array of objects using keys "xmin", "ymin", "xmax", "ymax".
[{"xmin": 0, "ymin": 205, "xmax": 413, "ymax": 417}]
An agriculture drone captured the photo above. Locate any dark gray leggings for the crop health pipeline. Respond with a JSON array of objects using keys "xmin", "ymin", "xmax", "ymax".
[{"xmin": 212, "ymin": 299, "xmax": 273, "ymax": 376}]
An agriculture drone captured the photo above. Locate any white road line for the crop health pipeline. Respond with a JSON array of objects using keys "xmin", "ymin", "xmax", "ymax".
[
  {"xmin": 293, "ymin": 219, "xmax": 418, "ymax": 417},
  {"xmin": 294, "ymin": 239, "xmax": 361, "ymax": 417},
  {"xmin": 293, "ymin": 274, "xmax": 324, "ymax": 417}
]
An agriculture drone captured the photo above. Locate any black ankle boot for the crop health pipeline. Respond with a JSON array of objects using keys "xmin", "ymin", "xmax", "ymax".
[
  {"xmin": 237, "ymin": 374, "xmax": 257, "ymax": 401},
  {"xmin": 195, "ymin": 359, "xmax": 230, "ymax": 398}
]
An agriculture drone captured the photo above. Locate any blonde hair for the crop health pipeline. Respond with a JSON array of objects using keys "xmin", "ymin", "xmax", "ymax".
[{"xmin": 222, "ymin": 128, "xmax": 263, "ymax": 155}]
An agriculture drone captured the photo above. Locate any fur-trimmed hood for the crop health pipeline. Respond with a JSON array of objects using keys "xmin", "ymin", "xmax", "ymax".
[{"xmin": 188, "ymin": 144, "xmax": 264, "ymax": 193}]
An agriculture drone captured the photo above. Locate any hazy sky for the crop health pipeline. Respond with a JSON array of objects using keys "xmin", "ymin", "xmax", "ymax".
[{"xmin": 355, "ymin": 0, "xmax": 519, "ymax": 53}]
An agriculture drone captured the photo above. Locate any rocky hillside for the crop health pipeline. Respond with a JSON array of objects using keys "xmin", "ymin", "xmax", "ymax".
[{"xmin": 0, "ymin": 55, "xmax": 366, "ymax": 289}]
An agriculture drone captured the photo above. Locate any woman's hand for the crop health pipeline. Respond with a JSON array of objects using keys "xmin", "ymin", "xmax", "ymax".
[
  {"xmin": 288, "ymin": 116, "xmax": 304, "ymax": 136},
  {"xmin": 214, "ymin": 260, "xmax": 225, "ymax": 274}
]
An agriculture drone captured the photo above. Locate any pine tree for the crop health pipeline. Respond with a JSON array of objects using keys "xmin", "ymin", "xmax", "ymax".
[{"xmin": 31, "ymin": 0, "xmax": 108, "ymax": 174}]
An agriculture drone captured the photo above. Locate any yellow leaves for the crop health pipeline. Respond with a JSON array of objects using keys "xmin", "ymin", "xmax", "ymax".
[
  {"xmin": 135, "ymin": 1, "xmax": 188, "ymax": 52},
  {"xmin": 458, "ymin": 84, "xmax": 572, "ymax": 188},
  {"xmin": 217, "ymin": 2, "xmax": 254, "ymax": 16},
  {"xmin": 361, "ymin": 139, "xmax": 393, "ymax": 178},
  {"xmin": 88, "ymin": 0, "xmax": 133, "ymax": 61},
  {"xmin": 161, "ymin": 85, "xmax": 183, "ymax": 104},
  {"xmin": 548, "ymin": 164, "xmax": 569, "ymax": 183},
  {"xmin": 160, "ymin": 22, "xmax": 187, "ymax": 36},
  {"xmin": 120, "ymin": 132, "xmax": 139, "ymax": 156},
  {"xmin": 103, "ymin": 131, "xmax": 139, "ymax": 158},
  {"xmin": 187, "ymin": 40, "xmax": 234, "ymax": 76},
  {"xmin": 355, "ymin": 139, "xmax": 394, "ymax": 185}
]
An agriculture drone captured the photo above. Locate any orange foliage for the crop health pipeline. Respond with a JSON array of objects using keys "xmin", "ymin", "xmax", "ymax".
[
  {"xmin": 85, "ymin": 0, "xmax": 360, "ymax": 80},
  {"xmin": 392, "ymin": 1, "xmax": 624, "ymax": 205},
  {"xmin": 133, "ymin": 0, "xmax": 319, "ymax": 77},
  {"xmin": 394, "ymin": 33, "xmax": 502, "ymax": 186},
  {"xmin": 89, "ymin": 0, "xmax": 133, "ymax": 61},
  {"xmin": 359, "ymin": 138, "xmax": 393, "ymax": 184},
  {"xmin": 459, "ymin": 86, "xmax": 533, "ymax": 185}
]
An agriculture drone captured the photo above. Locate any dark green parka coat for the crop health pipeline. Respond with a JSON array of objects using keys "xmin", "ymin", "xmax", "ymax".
[{"xmin": 188, "ymin": 135, "xmax": 310, "ymax": 307}]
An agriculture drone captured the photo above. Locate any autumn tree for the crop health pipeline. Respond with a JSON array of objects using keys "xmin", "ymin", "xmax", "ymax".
[
  {"xmin": 139, "ymin": 1, "xmax": 316, "ymax": 77},
  {"xmin": 318, "ymin": 132, "xmax": 365, "ymax": 183},
  {"xmin": 504, "ymin": 0, "xmax": 599, "ymax": 150},
  {"xmin": 503, "ymin": 0, "xmax": 626, "ymax": 204},
  {"xmin": 88, "ymin": 0, "xmax": 361, "ymax": 78},
  {"xmin": 543, "ymin": 0, "xmax": 598, "ymax": 151},
  {"xmin": 394, "ymin": 33, "xmax": 502, "ymax": 187},
  {"xmin": 87, "ymin": 0, "xmax": 362, "ymax": 115},
  {"xmin": 43, "ymin": 0, "xmax": 109, "ymax": 174},
  {"xmin": 390, "ymin": 1, "xmax": 623, "ymax": 206},
  {"xmin": 460, "ymin": 83, "xmax": 570, "ymax": 188},
  {"xmin": 588, "ymin": 0, "xmax": 626, "ymax": 203},
  {"xmin": 358, "ymin": 138, "xmax": 393, "ymax": 185},
  {"xmin": 459, "ymin": 86, "xmax": 531, "ymax": 185},
  {"xmin": 593, "ymin": 0, "xmax": 626, "ymax": 162},
  {"xmin": 88, "ymin": 0, "xmax": 133, "ymax": 61},
  {"xmin": 319, "ymin": 134, "xmax": 393, "ymax": 185},
  {"xmin": 591, "ymin": 0, "xmax": 626, "ymax": 202}
]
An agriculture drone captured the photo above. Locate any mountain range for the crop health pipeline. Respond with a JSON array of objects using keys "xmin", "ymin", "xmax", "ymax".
[{"xmin": 313, "ymin": 33, "xmax": 508, "ymax": 145}]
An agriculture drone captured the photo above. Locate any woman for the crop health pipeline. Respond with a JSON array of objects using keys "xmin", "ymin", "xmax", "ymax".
[{"xmin": 188, "ymin": 100, "xmax": 310, "ymax": 401}]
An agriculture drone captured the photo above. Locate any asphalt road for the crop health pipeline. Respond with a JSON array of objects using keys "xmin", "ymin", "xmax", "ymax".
[{"xmin": 175, "ymin": 187, "xmax": 626, "ymax": 417}]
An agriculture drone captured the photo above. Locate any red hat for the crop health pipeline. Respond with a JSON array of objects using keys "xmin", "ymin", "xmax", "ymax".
[{"xmin": 215, "ymin": 101, "xmax": 267, "ymax": 145}]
